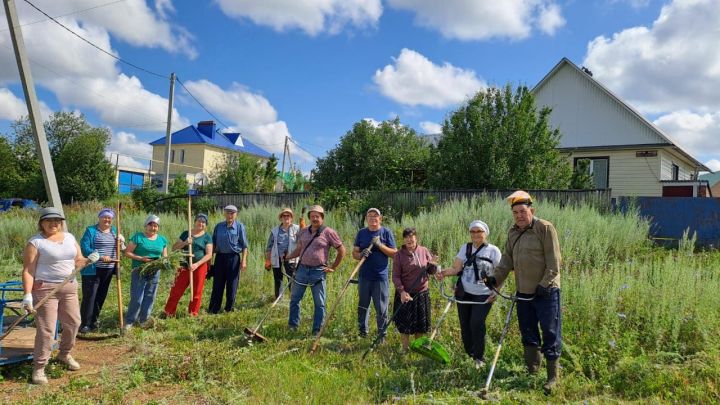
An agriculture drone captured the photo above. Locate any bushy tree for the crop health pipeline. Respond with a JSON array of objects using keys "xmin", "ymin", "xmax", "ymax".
[
  {"xmin": 570, "ymin": 159, "xmax": 595, "ymax": 189},
  {"xmin": 208, "ymin": 153, "xmax": 277, "ymax": 193},
  {"xmin": 3, "ymin": 112, "xmax": 116, "ymax": 202},
  {"xmin": 313, "ymin": 118, "xmax": 430, "ymax": 190},
  {"xmin": 0, "ymin": 137, "xmax": 21, "ymax": 197},
  {"xmin": 428, "ymin": 84, "xmax": 571, "ymax": 189}
]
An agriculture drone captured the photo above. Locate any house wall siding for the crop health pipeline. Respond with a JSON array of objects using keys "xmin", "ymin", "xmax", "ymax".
[
  {"xmin": 535, "ymin": 64, "xmax": 667, "ymax": 148},
  {"xmin": 151, "ymin": 144, "xmax": 206, "ymax": 176},
  {"xmin": 569, "ymin": 149, "xmax": 662, "ymax": 197},
  {"xmin": 659, "ymin": 149, "xmax": 695, "ymax": 181}
]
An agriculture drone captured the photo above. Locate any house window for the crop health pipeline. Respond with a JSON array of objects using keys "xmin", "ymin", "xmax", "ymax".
[
  {"xmin": 180, "ymin": 149, "xmax": 185, "ymax": 164},
  {"xmin": 118, "ymin": 171, "xmax": 145, "ymax": 194},
  {"xmin": 672, "ymin": 164, "xmax": 679, "ymax": 180},
  {"xmin": 574, "ymin": 157, "xmax": 609, "ymax": 189},
  {"xmin": 171, "ymin": 149, "xmax": 175, "ymax": 163}
]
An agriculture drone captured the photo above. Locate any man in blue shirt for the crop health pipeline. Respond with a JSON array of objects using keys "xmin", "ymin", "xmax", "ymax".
[
  {"xmin": 353, "ymin": 208, "xmax": 397, "ymax": 339},
  {"xmin": 209, "ymin": 205, "xmax": 249, "ymax": 313}
]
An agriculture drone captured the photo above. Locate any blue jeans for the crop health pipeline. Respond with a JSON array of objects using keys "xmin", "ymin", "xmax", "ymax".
[
  {"xmin": 357, "ymin": 278, "xmax": 389, "ymax": 336},
  {"xmin": 125, "ymin": 270, "xmax": 160, "ymax": 325},
  {"xmin": 516, "ymin": 288, "xmax": 562, "ymax": 360},
  {"xmin": 288, "ymin": 265, "xmax": 326, "ymax": 334}
]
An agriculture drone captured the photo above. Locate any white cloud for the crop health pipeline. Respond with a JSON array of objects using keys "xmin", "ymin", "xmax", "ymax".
[
  {"xmin": 419, "ymin": 121, "xmax": 442, "ymax": 134},
  {"xmin": 215, "ymin": 0, "xmax": 382, "ymax": 35},
  {"xmin": 584, "ymin": 0, "xmax": 720, "ymax": 166},
  {"xmin": 706, "ymin": 159, "xmax": 720, "ymax": 172},
  {"xmin": 654, "ymin": 110, "xmax": 720, "ymax": 160},
  {"xmin": 610, "ymin": 0, "xmax": 651, "ymax": 9},
  {"xmin": 181, "ymin": 80, "xmax": 277, "ymax": 126},
  {"xmin": 107, "ymin": 131, "xmax": 153, "ymax": 169},
  {"xmin": 373, "ymin": 48, "xmax": 485, "ymax": 108},
  {"xmin": 177, "ymin": 79, "xmax": 314, "ymax": 164},
  {"xmin": 363, "ymin": 117, "xmax": 381, "ymax": 128},
  {"xmin": 584, "ymin": 0, "xmax": 720, "ymax": 114},
  {"xmin": 387, "ymin": 0, "xmax": 565, "ymax": 40},
  {"xmin": 0, "ymin": 87, "xmax": 53, "ymax": 121}
]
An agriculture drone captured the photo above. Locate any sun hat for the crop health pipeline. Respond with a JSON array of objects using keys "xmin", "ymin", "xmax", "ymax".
[
  {"xmin": 469, "ymin": 220, "xmax": 490, "ymax": 236},
  {"xmin": 307, "ymin": 205, "xmax": 325, "ymax": 218},
  {"xmin": 278, "ymin": 207, "xmax": 294, "ymax": 220}
]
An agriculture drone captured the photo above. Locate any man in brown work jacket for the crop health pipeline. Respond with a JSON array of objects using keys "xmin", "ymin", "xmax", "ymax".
[{"xmin": 484, "ymin": 190, "xmax": 562, "ymax": 395}]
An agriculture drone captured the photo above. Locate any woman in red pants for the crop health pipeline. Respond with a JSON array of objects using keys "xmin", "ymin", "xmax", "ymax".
[{"xmin": 163, "ymin": 213, "xmax": 214, "ymax": 317}]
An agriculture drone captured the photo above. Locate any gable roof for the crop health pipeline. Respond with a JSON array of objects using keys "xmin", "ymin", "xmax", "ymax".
[
  {"xmin": 150, "ymin": 121, "xmax": 271, "ymax": 159},
  {"xmin": 533, "ymin": 58, "xmax": 708, "ymax": 171}
]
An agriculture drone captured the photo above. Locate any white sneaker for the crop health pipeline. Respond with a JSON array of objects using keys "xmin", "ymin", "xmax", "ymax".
[
  {"xmin": 474, "ymin": 359, "xmax": 486, "ymax": 369},
  {"xmin": 32, "ymin": 367, "xmax": 48, "ymax": 385},
  {"xmin": 57, "ymin": 354, "xmax": 81, "ymax": 371}
]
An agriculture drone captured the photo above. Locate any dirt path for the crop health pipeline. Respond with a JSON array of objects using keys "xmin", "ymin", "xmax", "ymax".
[{"xmin": 0, "ymin": 336, "xmax": 130, "ymax": 402}]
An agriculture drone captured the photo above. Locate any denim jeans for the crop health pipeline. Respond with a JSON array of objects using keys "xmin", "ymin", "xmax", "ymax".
[
  {"xmin": 516, "ymin": 288, "xmax": 562, "ymax": 360},
  {"xmin": 125, "ymin": 269, "xmax": 160, "ymax": 325},
  {"xmin": 288, "ymin": 265, "xmax": 326, "ymax": 334},
  {"xmin": 357, "ymin": 278, "xmax": 389, "ymax": 336}
]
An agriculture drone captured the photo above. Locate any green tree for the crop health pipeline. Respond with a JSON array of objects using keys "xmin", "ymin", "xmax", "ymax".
[
  {"xmin": 428, "ymin": 84, "xmax": 571, "ymax": 189},
  {"xmin": 55, "ymin": 132, "xmax": 116, "ymax": 203},
  {"xmin": 313, "ymin": 118, "xmax": 430, "ymax": 190},
  {"xmin": 4, "ymin": 112, "xmax": 116, "ymax": 202},
  {"xmin": 0, "ymin": 137, "xmax": 21, "ymax": 197},
  {"xmin": 570, "ymin": 159, "xmax": 595, "ymax": 189},
  {"xmin": 208, "ymin": 153, "xmax": 277, "ymax": 193},
  {"xmin": 162, "ymin": 174, "xmax": 190, "ymax": 214}
]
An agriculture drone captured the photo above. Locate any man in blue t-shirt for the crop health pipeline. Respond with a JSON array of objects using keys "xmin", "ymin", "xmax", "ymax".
[{"xmin": 353, "ymin": 208, "xmax": 397, "ymax": 339}]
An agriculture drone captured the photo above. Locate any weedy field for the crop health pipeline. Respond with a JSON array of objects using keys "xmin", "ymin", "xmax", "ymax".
[{"xmin": 1, "ymin": 199, "xmax": 719, "ymax": 404}]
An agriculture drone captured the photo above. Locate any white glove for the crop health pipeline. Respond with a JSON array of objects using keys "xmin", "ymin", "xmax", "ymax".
[
  {"xmin": 88, "ymin": 251, "xmax": 100, "ymax": 263},
  {"xmin": 118, "ymin": 234, "xmax": 126, "ymax": 251},
  {"xmin": 23, "ymin": 293, "xmax": 34, "ymax": 313}
]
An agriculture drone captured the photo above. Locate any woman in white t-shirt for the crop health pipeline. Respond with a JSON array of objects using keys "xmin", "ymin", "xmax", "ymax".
[
  {"xmin": 436, "ymin": 220, "xmax": 501, "ymax": 368},
  {"xmin": 22, "ymin": 207, "xmax": 98, "ymax": 385}
]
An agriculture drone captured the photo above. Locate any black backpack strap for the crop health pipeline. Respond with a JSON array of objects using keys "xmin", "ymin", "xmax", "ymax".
[{"xmin": 298, "ymin": 225, "xmax": 327, "ymax": 265}]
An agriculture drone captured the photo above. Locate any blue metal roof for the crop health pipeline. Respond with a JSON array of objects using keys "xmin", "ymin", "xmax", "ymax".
[{"xmin": 150, "ymin": 121, "xmax": 271, "ymax": 158}]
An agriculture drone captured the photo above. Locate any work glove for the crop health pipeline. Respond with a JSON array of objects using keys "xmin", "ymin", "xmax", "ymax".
[
  {"xmin": 371, "ymin": 236, "xmax": 382, "ymax": 247},
  {"xmin": 361, "ymin": 247, "xmax": 372, "ymax": 258},
  {"xmin": 118, "ymin": 234, "xmax": 126, "ymax": 250},
  {"xmin": 22, "ymin": 293, "xmax": 34, "ymax": 313},
  {"xmin": 535, "ymin": 284, "xmax": 551, "ymax": 298},
  {"xmin": 88, "ymin": 251, "xmax": 100, "ymax": 263},
  {"xmin": 483, "ymin": 274, "xmax": 497, "ymax": 289}
]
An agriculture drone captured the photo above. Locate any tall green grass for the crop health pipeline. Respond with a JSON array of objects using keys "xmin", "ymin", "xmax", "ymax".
[{"xmin": 1, "ymin": 199, "xmax": 719, "ymax": 403}]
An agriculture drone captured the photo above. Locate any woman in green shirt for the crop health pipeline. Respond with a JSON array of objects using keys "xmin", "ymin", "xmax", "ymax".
[
  {"xmin": 162, "ymin": 214, "xmax": 214, "ymax": 317},
  {"xmin": 123, "ymin": 214, "xmax": 168, "ymax": 330}
]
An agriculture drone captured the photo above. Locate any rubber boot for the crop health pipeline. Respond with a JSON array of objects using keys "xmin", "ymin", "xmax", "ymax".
[
  {"xmin": 523, "ymin": 345, "xmax": 541, "ymax": 374},
  {"xmin": 543, "ymin": 358, "xmax": 559, "ymax": 395}
]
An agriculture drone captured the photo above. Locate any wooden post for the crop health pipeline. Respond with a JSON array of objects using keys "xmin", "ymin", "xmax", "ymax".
[
  {"xmin": 188, "ymin": 196, "xmax": 194, "ymax": 300},
  {"xmin": 116, "ymin": 202, "xmax": 125, "ymax": 333}
]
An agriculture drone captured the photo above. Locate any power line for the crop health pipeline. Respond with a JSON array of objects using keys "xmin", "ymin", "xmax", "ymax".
[
  {"xmin": 0, "ymin": 0, "xmax": 126, "ymax": 32},
  {"xmin": 21, "ymin": 0, "xmax": 168, "ymax": 80},
  {"xmin": 175, "ymin": 77, "xmax": 231, "ymax": 130}
]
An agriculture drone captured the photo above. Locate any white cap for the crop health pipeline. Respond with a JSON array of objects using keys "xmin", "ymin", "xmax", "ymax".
[
  {"xmin": 469, "ymin": 220, "xmax": 489, "ymax": 236},
  {"xmin": 144, "ymin": 214, "xmax": 160, "ymax": 226}
]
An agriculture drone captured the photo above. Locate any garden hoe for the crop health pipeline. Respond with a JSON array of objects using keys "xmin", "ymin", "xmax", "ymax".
[
  {"xmin": 310, "ymin": 244, "xmax": 374, "ymax": 354},
  {"xmin": 244, "ymin": 279, "xmax": 292, "ymax": 343},
  {"xmin": 480, "ymin": 287, "xmax": 535, "ymax": 400}
]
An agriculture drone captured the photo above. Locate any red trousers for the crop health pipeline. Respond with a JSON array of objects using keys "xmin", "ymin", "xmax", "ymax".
[{"xmin": 164, "ymin": 262, "xmax": 208, "ymax": 316}]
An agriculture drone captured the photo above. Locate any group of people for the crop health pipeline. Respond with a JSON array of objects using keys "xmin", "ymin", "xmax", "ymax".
[{"xmin": 19, "ymin": 190, "xmax": 562, "ymax": 394}]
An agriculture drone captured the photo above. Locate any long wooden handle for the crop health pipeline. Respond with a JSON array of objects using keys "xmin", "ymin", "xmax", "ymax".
[
  {"xmin": 187, "ymin": 196, "xmax": 194, "ymax": 300},
  {"xmin": 310, "ymin": 252, "xmax": 370, "ymax": 354},
  {"xmin": 116, "ymin": 201, "xmax": 125, "ymax": 332},
  {"xmin": 429, "ymin": 300, "xmax": 454, "ymax": 342},
  {"xmin": 1, "ymin": 261, "xmax": 88, "ymax": 341}
]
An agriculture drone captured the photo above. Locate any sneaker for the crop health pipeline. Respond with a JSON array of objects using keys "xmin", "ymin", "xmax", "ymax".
[
  {"xmin": 474, "ymin": 359, "xmax": 486, "ymax": 370},
  {"xmin": 359, "ymin": 331, "xmax": 368, "ymax": 338},
  {"xmin": 57, "ymin": 354, "xmax": 81, "ymax": 371},
  {"xmin": 79, "ymin": 326, "xmax": 92, "ymax": 334},
  {"xmin": 31, "ymin": 367, "xmax": 48, "ymax": 385},
  {"xmin": 122, "ymin": 323, "xmax": 133, "ymax": 333}
]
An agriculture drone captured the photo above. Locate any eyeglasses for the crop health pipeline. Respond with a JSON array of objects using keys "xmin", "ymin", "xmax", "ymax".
[
  {"xmin": 281, "ymin": 214, "xmax": 292, "ymax": 218},
  {"xmin": 469, "ymin": 230, "xmax": 485, "ymax": 234}
]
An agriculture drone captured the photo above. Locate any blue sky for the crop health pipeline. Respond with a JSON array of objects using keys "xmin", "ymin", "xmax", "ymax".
[{"xmin": 1, "ymin": 0, "xmax": 719, "ymax": 174}]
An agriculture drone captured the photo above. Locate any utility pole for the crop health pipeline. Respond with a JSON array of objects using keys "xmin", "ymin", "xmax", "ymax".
[
  {"xmin": 162, "ymin": 72, "xmax": 176, "ymax": 193},
  {"xmin": 280, "ymin": 135, "xmax": 288, "ymax": 191},
  {"xmin": 4, "ymin": 0, "xmax": 63, "ymax": 213}
]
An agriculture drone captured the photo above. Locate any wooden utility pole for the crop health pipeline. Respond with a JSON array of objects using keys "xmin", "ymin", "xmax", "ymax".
[
  {"xmin": 162, "ymin": 72, "xmax": 176, "ymax": 193},
  {"xmin": 4, "ymin": 0, "xmax": 63, "ymax": 212}
]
